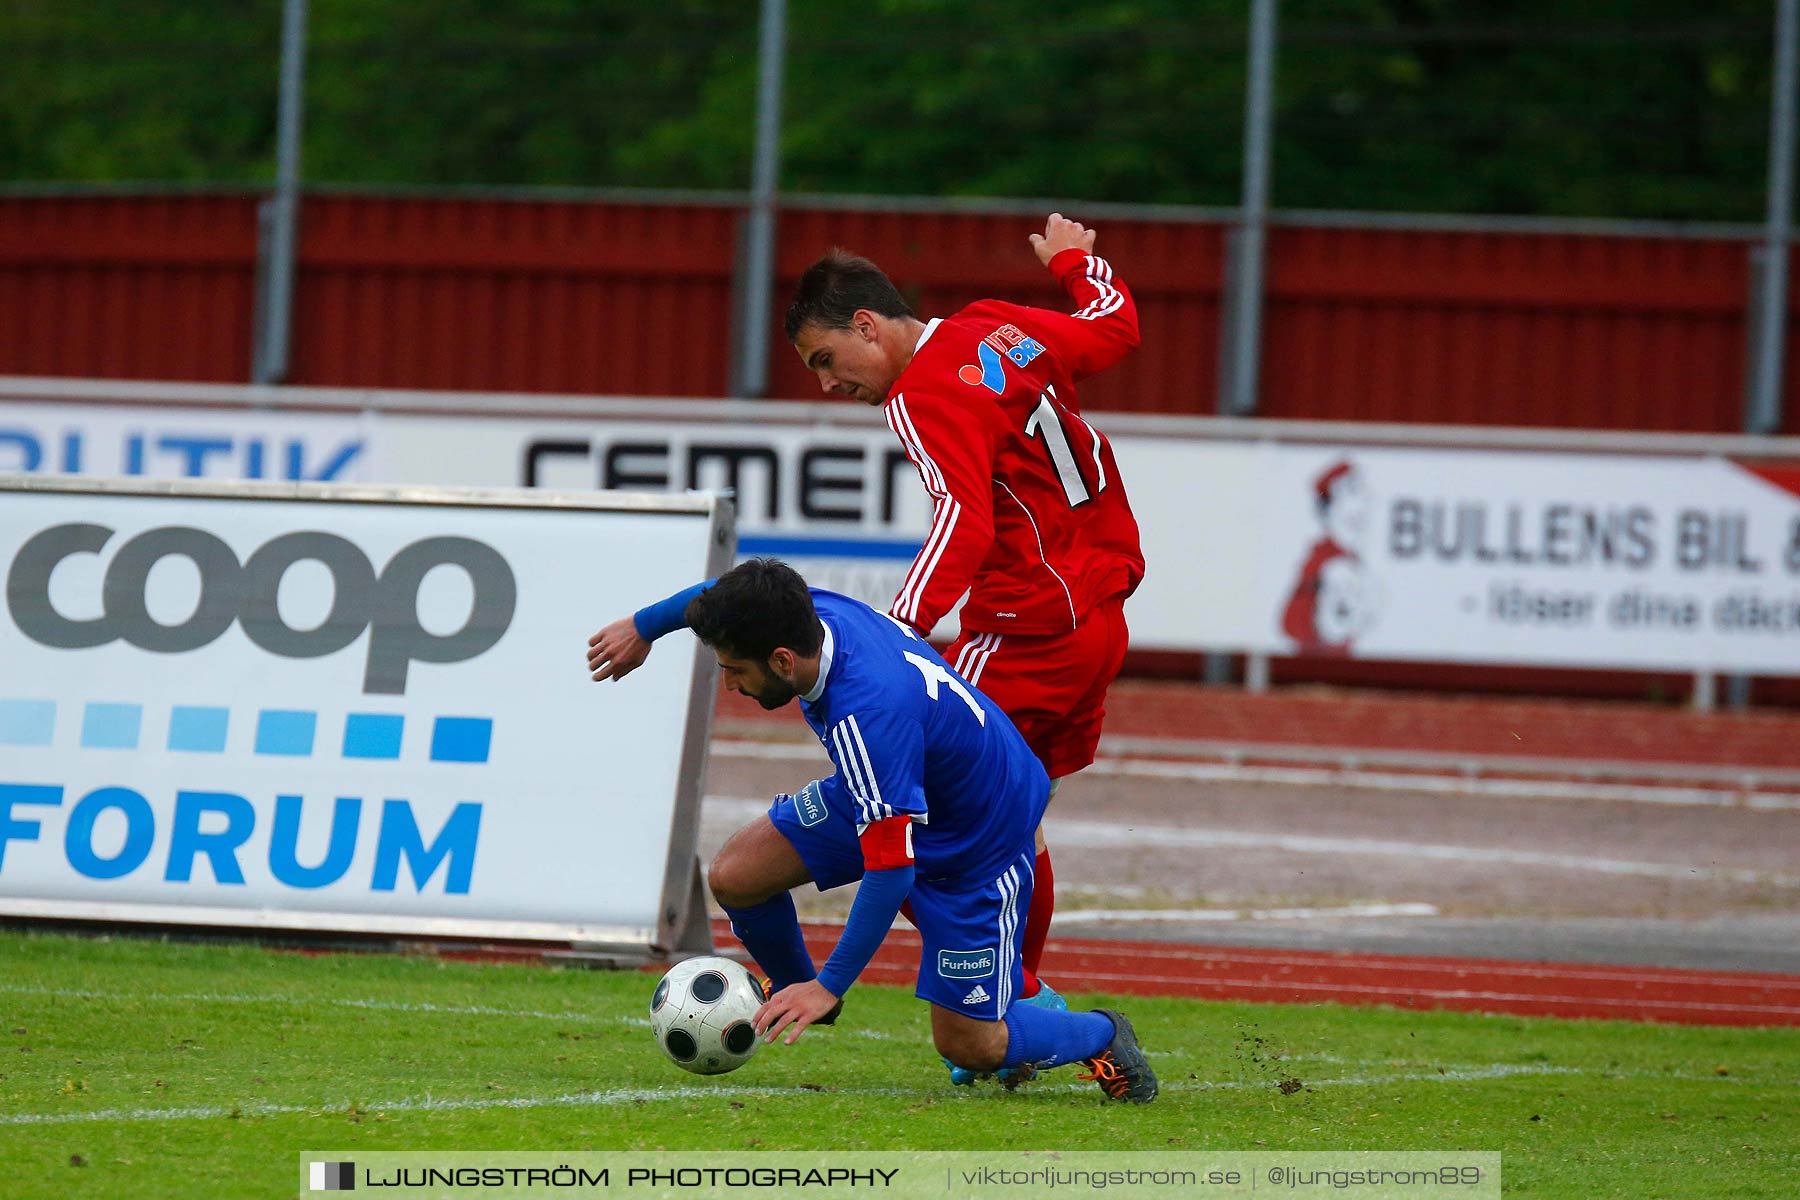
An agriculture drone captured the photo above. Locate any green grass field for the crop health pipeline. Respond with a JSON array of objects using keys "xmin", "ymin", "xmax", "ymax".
[{"xmin": 0, "ymin": 928, "xmax": 1795, "ymax": 1199}]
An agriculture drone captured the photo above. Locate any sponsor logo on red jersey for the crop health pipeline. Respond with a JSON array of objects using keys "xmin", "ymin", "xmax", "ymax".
[{"xmin": 957, "ymin": 324, "xmax": 1045, "ymax": 394}]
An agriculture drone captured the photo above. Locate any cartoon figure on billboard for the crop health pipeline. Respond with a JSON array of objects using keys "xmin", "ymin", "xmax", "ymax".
[{"xmin": 1280, "ymin": 459, "xmax": 1382, "ymax": 655}]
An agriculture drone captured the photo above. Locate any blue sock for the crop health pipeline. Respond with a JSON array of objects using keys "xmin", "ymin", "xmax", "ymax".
[
  {"xmin": 721, "ymin": 893, "xmax": 816, "ymax": 993},
  {"xmin": 1001, "ymin": 1004, "xmax": 1115, "ymax": 1071}
]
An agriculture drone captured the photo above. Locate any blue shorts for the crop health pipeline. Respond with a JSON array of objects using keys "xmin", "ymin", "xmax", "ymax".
[
  {"xmin": 767, "ymin": 784, "xmax": 1034, "ymax": 1022},
  {"xmin": 907, "ymin": 847, "xmax": 1034, "ymax": 1022},
  {"xmin": 768, "ymin": 779, "xmax": 864, "ymax": 892}
]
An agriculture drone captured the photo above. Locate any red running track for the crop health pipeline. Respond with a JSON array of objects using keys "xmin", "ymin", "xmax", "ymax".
[{"xmin": 712, "ymin": 919, "xmax": 1800, "ymax": 1028}]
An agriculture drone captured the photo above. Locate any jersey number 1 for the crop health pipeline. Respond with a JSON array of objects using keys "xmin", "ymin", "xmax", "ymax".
[
  {"xmin": 903, "ymin": 651, "xmax": 987, "ymax": 726},
  {"xmin": 1024, "ymin": 389, "xmax": 1107, "ymax": 508}
]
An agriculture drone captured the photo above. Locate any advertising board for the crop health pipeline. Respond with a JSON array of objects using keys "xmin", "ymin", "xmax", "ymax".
[{"xmin": 0, "ymin": 475, "xmax": 731, "ymax": 950}]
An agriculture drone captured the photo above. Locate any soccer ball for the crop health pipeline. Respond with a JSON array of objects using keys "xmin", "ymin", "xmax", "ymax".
[{"xmin": 648, "ymin": 955, "xmax": 765, "ymax": 1075}]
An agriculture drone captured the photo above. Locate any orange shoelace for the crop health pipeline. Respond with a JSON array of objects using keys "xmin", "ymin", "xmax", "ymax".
[{"xmin": 1078, "ymin": 1053, "xmax": 1129, "ymax": 1100}]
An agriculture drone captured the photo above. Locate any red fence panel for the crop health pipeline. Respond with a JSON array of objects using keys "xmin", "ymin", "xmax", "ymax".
[
  {"xmin": 766, "ymin": 208, "xmax": 1226, "ymax": 414},
  {"xmin": 289, "ymin": 195, "xmax": 742, "ymax": 397},
  {"xmin": 2, "ymin": 190, "xmax": 1790, "ymax": 434},
  {"xmin": 0, "ymin": 194, "xmax": 258, "ymax": 382},
  {"xmin": 1260, "ymin": 225, "xmax": 1754, "ymax": 431}
]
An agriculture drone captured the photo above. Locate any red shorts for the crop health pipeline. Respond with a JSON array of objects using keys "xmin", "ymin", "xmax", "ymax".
[{"xmin": 946, "ymin": 598, "xmax": 1130, "ymax": 780}]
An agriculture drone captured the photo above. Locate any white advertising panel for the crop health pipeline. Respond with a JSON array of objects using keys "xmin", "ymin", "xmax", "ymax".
[
  {"xmin": 380, "ymin": 412, "xmax": 955, "ymax": 635},
  {"xmin": 0, "ymin": 401, "xmax": 374, "ymax": 481},
  {"xmin": 1106, "ymin": 438, "xmax": 1269, "ymax": 652},
  {"xmin": 0, "ymin": 476, "xmax": 730, "ymax": 948},
  {"xmin": 9, "ymin": 382, "xmax": 1800, "ymax": 674},
  {"xmin": 1255, "ymin": 448, "xmax": 1800, "ymax": 672},
  {"xmin": 373, "ymin": 413, "xmax": 1271, "ymax": 650}
]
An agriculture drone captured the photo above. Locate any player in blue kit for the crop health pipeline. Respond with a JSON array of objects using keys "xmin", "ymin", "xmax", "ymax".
[{"xmin": 608, "ymin": 559, "xmax": 1155, "ymax": 1101}]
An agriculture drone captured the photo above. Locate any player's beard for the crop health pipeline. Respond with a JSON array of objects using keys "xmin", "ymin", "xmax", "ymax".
[{"xmin": 746, "ymin": 669, "xmax": 799, "ymax": 710}]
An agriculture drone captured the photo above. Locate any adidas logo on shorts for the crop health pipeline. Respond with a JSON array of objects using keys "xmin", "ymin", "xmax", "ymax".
[{"xmin": 961, "ymin": 984, "xmax": 991, "ymax": 1006}]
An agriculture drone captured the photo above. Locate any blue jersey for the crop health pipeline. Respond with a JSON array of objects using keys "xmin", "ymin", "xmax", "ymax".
[{"xmin": 798, "ymin": 590, "xmax": 1049, "ymax": 887}]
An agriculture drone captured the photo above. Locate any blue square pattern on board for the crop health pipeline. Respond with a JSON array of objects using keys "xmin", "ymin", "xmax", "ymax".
[
  {"xmin": 255, "ymin": 710, "xmax": 317, "ymax": 756},
  {"xmin": 343, "ymin": 713, "xmax": 404, "ymax": 760},
  {"xmin": 430, "ymin": 717, "xmax": 493, "ymax": 763},
  {"xmin": 168, "ymin": 706, "xmax": 230, "ymax": 753},
  {"xmin": 81, "ymin": 702, "xmax": 143, "ymax": 749},
  {"xmin": 0, "ymin": 700, "xmax": 55, "ymax": 746}
]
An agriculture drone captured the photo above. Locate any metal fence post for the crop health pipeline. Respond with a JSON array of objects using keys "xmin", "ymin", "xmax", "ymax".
[
  {"xmin": 1691, "ymin": 670, "xmax": 1718, "ymax": 714},
  {"xmin": 252, "ymin": 0, "xmax": 308, "ymax": 386},
  {"xmin": 1207, "ymin": 0, "xmax": 1278, "ymax": 688},
  {"xmin": 1216, "ymin": 0, "xmax": 1277, "ymax": 418},
  {"xmin": 1729, "ymin": 0, "xmax": 1797, "ymax": 706},
  {"xmin": 730, "ymin": 0, "xmax": 788, "ymax": 399},
  {"xmin": 1744, "ymin": 0, "xmax": 1796, "ymax": 436}
]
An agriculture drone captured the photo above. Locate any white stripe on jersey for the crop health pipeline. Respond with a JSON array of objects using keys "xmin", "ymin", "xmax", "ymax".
[
  {"xmin": 887, "ymin": 396, "xmax": 947, "ymax": 494},
  {"xmin": 895, "ymin": 496, "xmax": 960, "ymax": 627},
  {"xmin": 842, "ymin": 714, "xmax": 892, "ymax": 820},
  {"xmin": 830, "ymin": 722, "xmax": 879, "ymax": 825},
  {"xmin": 887, "ymin": 395, "xmax": 961, "ymax": 626},
  {"xmin": 1074, "ymin": 256, "xmax": 1124, "ymax": 321}
]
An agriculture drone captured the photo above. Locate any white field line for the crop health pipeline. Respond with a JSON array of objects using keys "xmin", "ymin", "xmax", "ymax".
[
  {"xmin": 708, "ymin": 739, "xmax": 1800, "ymax": 810},
  {"xmin": 28, "ymin": 950, "xmax": 1783, "ymax": 1026},
  {"xmin": 0, "ymin": 983, "xmax": 630, "ymax": 1025},
  {"xmin": 0, "ymin": 1063, "xmax": 1694, "ymax": 1128},
  {"xmin": 701, "ymin": 796, "xmax": 1800, "ymax": 888},
  {"xmin": 0, "ymin": 983, "xmax": 895, "ymax": 1040},
  {"xmin": 0, "ymin": 976, "xmax": 1764, "ymax": 1081}
]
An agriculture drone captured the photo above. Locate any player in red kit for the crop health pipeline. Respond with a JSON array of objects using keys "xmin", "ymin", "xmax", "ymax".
[
  {"xmin": 788, "ymin": 216, "xmax": 1142, "ymax": 756},
  {"xmin": 588, "ymin": 214, "xmax": 1145, "ymax": 1086}
]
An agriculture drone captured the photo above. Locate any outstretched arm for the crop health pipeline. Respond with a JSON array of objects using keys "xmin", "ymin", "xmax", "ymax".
[
  {"xmin": 1021, "ymin": 212, "xmax": 1140, "ymax": 383},
  {"xmin": 756, "ymin": 710, "xmax": 925, "ymax": 1044},
  {"xmin": 756, "ymin": 852, "xmax": 914, "ymax": 1046},
  {"xmin": 1028, "ymin": 210, "xmax": 1097, "ymax": 265},
  {"xmin": 585, "ymin": 579, "xmax": 713, "ymax": 681}
]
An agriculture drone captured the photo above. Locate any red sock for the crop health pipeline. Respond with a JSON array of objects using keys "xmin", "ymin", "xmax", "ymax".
[{"xmin": 1020, "ymin": 847, "xmax": 1054, "ymax": 997}]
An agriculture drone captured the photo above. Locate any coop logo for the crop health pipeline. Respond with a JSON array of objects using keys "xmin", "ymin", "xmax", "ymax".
[
  {"xmin": 5, "ymin": 525, "xmax": 516, "ymax": 695},
  {"xmin": 309, "ymin": 1161, "xmax": 356, "ymax": 1191},
  {"xmin": 937, "ymin": 947, "xmax": 996, "ymax": 979},
  {"xmin": 957, "ymin": 324, "xmax": 1045, "ymax": 395}
]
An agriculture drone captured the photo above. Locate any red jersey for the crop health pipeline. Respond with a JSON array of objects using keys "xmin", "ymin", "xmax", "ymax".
[{"xmin": 883, "ymin": 248, "xmax": 1146, "ymax": 637}]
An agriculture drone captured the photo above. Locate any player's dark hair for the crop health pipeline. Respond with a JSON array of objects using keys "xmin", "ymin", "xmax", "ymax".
[
  {"xmin": 685, "ymin": 558, "xmax": 824, "ymax": 663},
  {"xmin": 784, "ymin": 248, "xmax": 914, "ymax": 341}
]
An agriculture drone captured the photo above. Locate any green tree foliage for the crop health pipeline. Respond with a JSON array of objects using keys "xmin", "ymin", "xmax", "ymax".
[
  {"xmin": 0, "ymin": 0, "xmax": 1777, "ymax": 220},
  {"xmin": 0, "ymin": 0, "xmax": 277, "ymax": 181}
]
